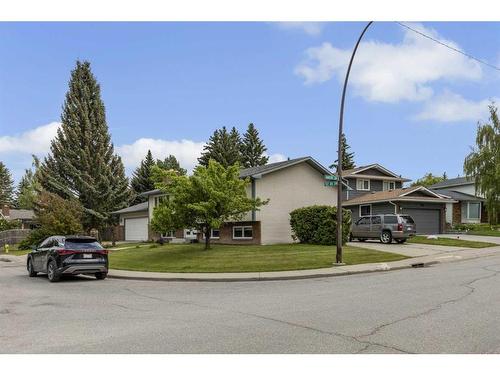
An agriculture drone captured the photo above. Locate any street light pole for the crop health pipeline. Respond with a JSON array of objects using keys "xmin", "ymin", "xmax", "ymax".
[{"xmin": 336, "ymin": 21, "xmax": 373, "ymax": 264}]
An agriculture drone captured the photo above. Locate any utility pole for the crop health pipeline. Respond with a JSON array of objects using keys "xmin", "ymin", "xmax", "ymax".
[{"xmin": 336, "ymin": 21, "xmax": 373, "ymax": 264}]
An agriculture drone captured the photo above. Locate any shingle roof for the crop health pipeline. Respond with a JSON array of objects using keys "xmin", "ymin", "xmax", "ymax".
[
  {"xmin": 111, "ymin": 202, "xmax": 148, "ymax": 214},
  {"xmin": 432, "ymin": 189, "xmax": 484, "ymax": 201},
  {"xmin": 344, "ymin": 186, "xmax": 456, "ymax": 205},
  {"xmin": 139, "ymin": 189, "xmax": 162, "ymax": 197},
  {"xmin": 430, "ymin": 176, "xmax": 474, "ymax": 189},
  {"xmin": 239, "ymin": 156, "xmax": 331, "ymax": 178},
  {"xmin": 342, "ymin": 163, "xmax": 410, "ymax": 182},
  {"xmin": 7, "ymin": 209, "xmax": 35, "ymax": 221}
]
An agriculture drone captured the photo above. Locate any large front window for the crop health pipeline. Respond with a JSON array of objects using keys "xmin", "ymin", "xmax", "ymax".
[
  {"xmin": 360, "ymin": 204, "xmax": 372, "ymax": 216},
  {"xmin": 383, "ymin": 181, "xmax": 396, "ymax": 191},
  {"xmin": 233, "ymin": 226, "xmax": 253, "ymax": 240},
  {"xmin": 357, "ymin": 179, "xmax": 370, "ymax": 191},
  {"xmin": 467, "ymin": 202, "xmax": 480, "ymax": 220}
]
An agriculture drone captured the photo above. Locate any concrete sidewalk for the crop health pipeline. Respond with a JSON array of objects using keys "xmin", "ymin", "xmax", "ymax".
[{"xmin": 107, "ymin": 245, "xmax": 500, "ymax": 282}]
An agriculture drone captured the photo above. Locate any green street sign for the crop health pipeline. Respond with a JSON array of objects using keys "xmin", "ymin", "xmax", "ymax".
[
  {"xmin": 324, "ymin": 181, "xmax": 338, "ymax": 187},
  {"xmin": 324, "ymin": 175, "xmax": 338, "ymax": 181}
]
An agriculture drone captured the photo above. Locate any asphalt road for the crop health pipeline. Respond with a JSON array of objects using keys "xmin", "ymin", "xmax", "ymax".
[{"xmin": 1, "ymin": 255, "xmax": 500, "ymax": 354}]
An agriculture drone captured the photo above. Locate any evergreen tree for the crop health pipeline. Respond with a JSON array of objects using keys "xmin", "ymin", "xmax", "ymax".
[
  {"xmin": 240, "ymin": 123, "xmax": 269, "ymax": 168},
  {"xmin": 39, "ymin": 60, "xmax": 131, "ymax": 230},
  {"xmin": 131, "ymin": 150, "xmax": 156, "ymax": 203},
  {"xmin": 329, "ymin": 133, "xmax": 356, "ymax": 170},
  {"xmin": 15, "ymin": 155, "xmax": 41, "ymax": 210},
  {"xmin": 156, "ymin": 154, "xmax": 187, "ymax": 175},
  {"xmin": 0, "ymin": 162, "xmax": 14, "ymax": 207},
  {"xmin": 198, "ymin": 126, "xmax": 242, "ymax": 167}
]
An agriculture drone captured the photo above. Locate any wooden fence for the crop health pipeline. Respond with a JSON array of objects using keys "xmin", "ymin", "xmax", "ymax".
[{"xmin": 0, "ymin": 229, "xmax": 31, "ymax": 245}]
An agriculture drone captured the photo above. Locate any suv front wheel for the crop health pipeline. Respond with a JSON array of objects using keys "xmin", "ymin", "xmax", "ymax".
[{"xmin": 380, "ymin": 230, "xmax": 392, "ymax": 244}]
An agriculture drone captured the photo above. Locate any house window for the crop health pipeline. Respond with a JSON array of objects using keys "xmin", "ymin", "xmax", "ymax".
[
  {"xmin": 360, "ymin": 204, "xmax": 372, "ymax": 216},
  {"xmin": 162, "ymin": 230, "xmax": 175, "ymax": 238},
  {"xmin": 467, "ymin": 202, "xmax": 480, "ymax": 220},
  {"xmin": 154, "ymin": 195, "xmax": 168, "ymax": 207},
  {"xmin": 233, "ymin": 226, "xmax": 253, "ymax": 240},
  {"xmin": 202, "ymin": 228, "xmax": 220, "ymax": 239},
  {"xmin": 357, "ymin": 179, "xmax": 370, "ymax": 191},
  {"xmin": 383, "ymin": 181, "xmax": 396, "ymax": 191}
]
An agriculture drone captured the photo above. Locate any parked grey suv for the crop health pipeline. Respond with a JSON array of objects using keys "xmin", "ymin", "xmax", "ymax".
[{"xmin": 350, "ymin": 214, "xmax": 417, "ymax": 244}]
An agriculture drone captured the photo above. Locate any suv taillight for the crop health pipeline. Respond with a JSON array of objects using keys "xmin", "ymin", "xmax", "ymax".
[
  {"xmin": 56, "ymin": 249, "xmax": 77, "ymax": 255},
  {"xmin": 397, "ymin": 223, "xmax": 403, "ymax": 231}
]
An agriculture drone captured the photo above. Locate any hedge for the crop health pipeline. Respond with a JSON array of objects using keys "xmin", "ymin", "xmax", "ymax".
[{"xmin": 289, "ymin": 205, "xmax": 352, "ymax": 245}]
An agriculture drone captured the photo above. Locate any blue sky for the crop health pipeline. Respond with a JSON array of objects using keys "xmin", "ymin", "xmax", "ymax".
[{"xmin": 0, "ymin": 22, "xmax": 499, "ymax": 184}]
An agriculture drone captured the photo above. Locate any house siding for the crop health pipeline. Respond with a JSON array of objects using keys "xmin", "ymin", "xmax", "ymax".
[
  {"xmin": 254, "ymin": 162, "xmax": 338, "ymax": 245},
  {"xmin": 344, "ymin": 177, "xmax": 403, "ymax": 201}
]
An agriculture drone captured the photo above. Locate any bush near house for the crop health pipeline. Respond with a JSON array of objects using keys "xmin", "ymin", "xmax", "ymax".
[
  {"xmin": 290, "ymin": 205, "xmax": 351, "ymax": 245},
  {"xmin": 0, "ymin": 217, "xmax": 20, "ymax": 231}
]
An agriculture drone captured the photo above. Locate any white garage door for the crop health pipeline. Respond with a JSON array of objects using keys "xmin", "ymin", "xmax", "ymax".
[{"xmin": 125, "ymin": 217, "xmax": 149, "ymax": 241}]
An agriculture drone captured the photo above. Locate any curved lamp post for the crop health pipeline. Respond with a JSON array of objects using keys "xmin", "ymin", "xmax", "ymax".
[{"xmin": 336, "ymin": 21, "xmax": 373, "ymax": 264}]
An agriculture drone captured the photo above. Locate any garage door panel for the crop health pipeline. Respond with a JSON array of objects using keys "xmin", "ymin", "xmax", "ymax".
[
  {"xmin": 125, "ymin": 217, "xmax": 148, "ymax": 241},
  {"xmin": 403, "ymin": 209, "xmax": 440, "ymax": 234}
]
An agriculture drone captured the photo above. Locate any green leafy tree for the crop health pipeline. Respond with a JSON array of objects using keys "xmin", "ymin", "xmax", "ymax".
[
  {"xmin": 411, "ymin": 173, "xmax": 446, "ymax": 187},
  {"xmin": 198, "ymin": 126, "xmax": 242, "ymax": 167},
  {"xmin": 152, "ymin": 160, "xmax": 267, "ymax": 249},
  {"xmin": 329, "ymin": 133, "xmax": 355, "ymax": 170},
  {"xmin": 0, "ymin": 162, "xmax": 14, "ymax": 207},
  {"xmin": 39, "ymin": 60, "xmax": 131, "ymax": 231},
  {"xmin": 240, "ymin": 123, "xmax": 269, "ymax": 168},
  {"xmin": 19, "ymin": 191, "xmax": 84, "ymax": 248},
  {"xmin": 130, "ymin": 150, "xmax": 156, "ymax": 203},
  {"xmin": 15, "ymin": 156, "xmax": 42, "ymax": 209},
  {"xmin": 156, "ymin": 154, "xmax": 187, "ymax": 175},
  {"xmin": 464, "ymin": 103, "xmax": 500, "ymax": 224}
]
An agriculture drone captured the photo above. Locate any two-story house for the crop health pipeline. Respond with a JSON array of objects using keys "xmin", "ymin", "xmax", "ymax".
[
  {"xmin": 112, "ymin": 156, "xmax": 340, "ymax": 244},
  {"xmin": 342, "ymin": 164, "xmax": 456, "ymax": 234},
  {"xmin": 429, "ymin": 177, "xmax": 487, "ymax": 226}
]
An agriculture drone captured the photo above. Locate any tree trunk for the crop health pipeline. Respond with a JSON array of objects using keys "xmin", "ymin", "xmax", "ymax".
[{"xmin": 204, "ymin": 226, "xmax": 211, "ymax": 250}]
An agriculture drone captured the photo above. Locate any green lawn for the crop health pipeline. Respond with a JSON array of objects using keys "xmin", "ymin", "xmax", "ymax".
[
  {"xmin": 108, "ymin": 243, "xmax": 408, "ymax": 273},
  {"xmin": 466, "ymin": 230, "xmax": 500, "ymax": 237},
  {"xmin": 0, "ymin": 244, "xmax": 31, "ymax": 256},
  {"xmin": 408, "ymin": 236, "xmax": 497, "ymax": 248}
]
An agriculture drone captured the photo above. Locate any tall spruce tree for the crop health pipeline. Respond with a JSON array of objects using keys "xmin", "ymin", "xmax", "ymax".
[
  {"xmin": 131, "ymin": 150, "xmax": 156, "ymax": 203},
  {"xmin": 240, "ymin": 123, "xmax": 269, "ymax": 168},
  {"xmin": 156, "ymin": 154, "xmax": 187, "ymax": 175},
  {"xmin": 329, "ymin": 133, "xmax": 356, "ymax": 170},
  {"xmin": 39, "ymin": 60, "xmax": 131, "ymax": 230},
  {"xmin": 0, "ymin": 162, "xmax": 14, "ymax": 207},
  {"xmin": 198, "ymin": 126, "xmax": 242, "ymax": 167}
]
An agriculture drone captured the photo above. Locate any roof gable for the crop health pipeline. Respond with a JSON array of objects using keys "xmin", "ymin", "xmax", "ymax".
[
  {"xmin": 343, "ymin": 163, "xmax": 409, "ymax": 181},
  {"xmin": 240, "ymin": 156, "xmax": 331, "ymax": 179}
]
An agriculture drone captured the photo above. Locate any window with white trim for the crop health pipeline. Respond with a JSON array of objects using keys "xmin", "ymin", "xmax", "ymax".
[
  {"xmin": 202, "ymin": 228, "xmax": 220, "ymax": 239},
  {"xmin": 360, "ymin": 204, "xmax": 372, "ymax": 216},
  {"xmin": 233, "ymin": 226, "xmax": 253, "ymax": 240},
  {"xmin": 153, "ymin": 195, "xmax": 168, "ymax": 207},
  {"xmin": 162, "ymin": 230, "xmax": 175, "ymax": 238},
  {"xmin": 357, "ymin": 179, "xmax": 370, "ymax": 191},
  {"xmin": 466, "ymin": 202, "xmax": 480, "ymax": 220},
  {"xmin": 383, "ymin": 181, "xmax": 396, "ymax": 191}
]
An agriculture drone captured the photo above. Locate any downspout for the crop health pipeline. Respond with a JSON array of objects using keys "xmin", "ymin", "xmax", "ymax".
[
  {"xmin": 251, "ymin": 177, "xmax": 256, "ymax": 222},
  {"xmin": 389, "ymin": 201, "xmax": 398, "ymax": 214}
]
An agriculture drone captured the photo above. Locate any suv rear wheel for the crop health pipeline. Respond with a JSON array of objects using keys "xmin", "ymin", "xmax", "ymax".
[
  {"xmin": 47, "ymin": 259, "xmax": 60, "ymax": 282},
  {"xmin": 380, "ymin": 230, "xmax": 392, "ymax": 244},
  {"xmin": 95, "ymin": 272, "xmax": 107, "ymax": 280}
]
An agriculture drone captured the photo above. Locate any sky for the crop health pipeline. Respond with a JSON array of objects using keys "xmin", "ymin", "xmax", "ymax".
[{"xmin": 0, "ymin": 21, "xmax": 499, "ymax": 185}]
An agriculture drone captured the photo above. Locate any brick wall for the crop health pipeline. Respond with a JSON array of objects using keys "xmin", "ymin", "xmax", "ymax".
[
  {"xmin": 452, "ymin": 203, "xmax": 461, "ymax": 224},
  {"xmin": 198, "ymin": 221, "xmax": 261, "ymax": 245}
]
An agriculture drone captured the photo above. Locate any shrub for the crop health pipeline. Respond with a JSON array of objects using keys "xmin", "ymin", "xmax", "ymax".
[
  {"xmin": 0, "ymin": 218, "xmax": 20, "ymax": 231},
  {"xmin": 290, "ymin": 205, "xmax": 351, "ymax": 245}
]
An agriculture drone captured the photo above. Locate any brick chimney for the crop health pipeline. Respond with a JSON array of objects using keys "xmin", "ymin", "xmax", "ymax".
[{"xmin": 2, "ymin": 205, "xmax": 10, "ymax": 218}]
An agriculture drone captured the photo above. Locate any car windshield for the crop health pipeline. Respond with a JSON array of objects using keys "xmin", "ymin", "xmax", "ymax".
[
  {"xmin": 64, "ymin": 239, "xmax": 103, "ymax": 250},
  {"xmin": 400, "ymin": 215, "xmax": 415, "ymax": 224}
]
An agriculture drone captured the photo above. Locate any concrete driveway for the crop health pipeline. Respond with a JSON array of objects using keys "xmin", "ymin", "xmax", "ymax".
[{"xmin": 349, "ymin": 239, "xmax": 479, "ymax": 257}]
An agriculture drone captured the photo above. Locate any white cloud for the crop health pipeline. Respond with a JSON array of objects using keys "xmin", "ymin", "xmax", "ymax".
[
  {"xmin": 0, "ymin": 122, "xmax": 60, "ymax": 156},
  {"xmin": 295, "ymin": 23, "xmax": 483, "ymax": 103},
  {"xmin": 116, "ymin": 138, "xmax": 206, "ymax": 173},
  {"xmin": 415, "ymin": 91, "xmax": 497, "ymax": 123},
  {"xmin": 275, "ymin": 22, "xmax": 324, "ymax": 36},
  {"xmin": 267, "ymin": 153, "xmax": 287, "ymax": 163}
]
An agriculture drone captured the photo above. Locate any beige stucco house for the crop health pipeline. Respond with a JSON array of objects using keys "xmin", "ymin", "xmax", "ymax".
[{"xmin": 112, "ymin": 156, "xmax": 339, "ymax": 244}]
